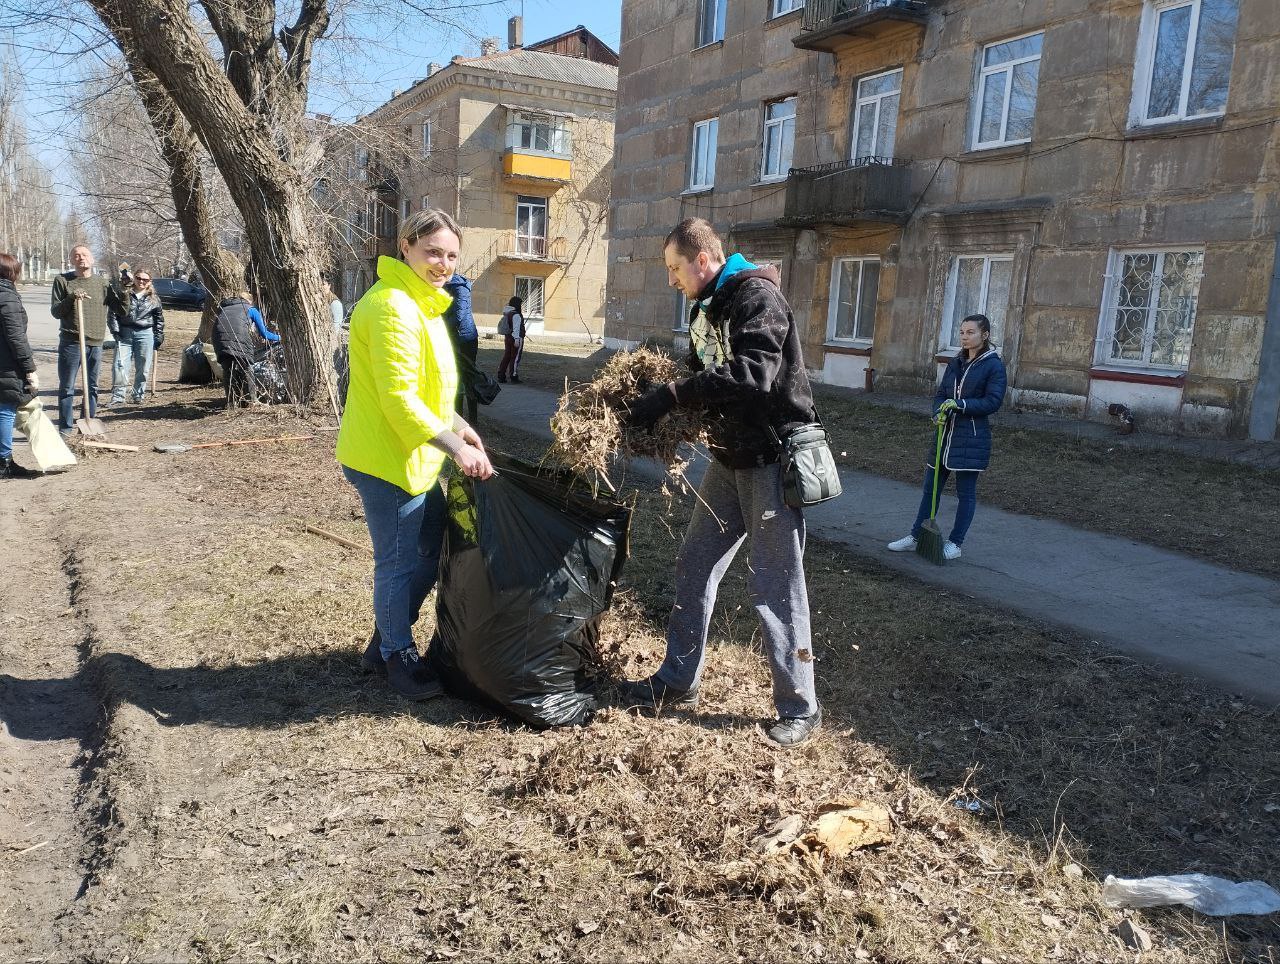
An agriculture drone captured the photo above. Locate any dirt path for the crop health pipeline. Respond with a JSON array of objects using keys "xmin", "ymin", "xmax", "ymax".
[{"xmin": 0, "ymin": 381, "xmax": 1277, "ymax": 963}]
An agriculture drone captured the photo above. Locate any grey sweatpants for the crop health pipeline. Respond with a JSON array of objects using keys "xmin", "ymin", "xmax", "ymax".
[{"xmin": 656, "ymin": 460, "xmax": 818, "ymax": 719}]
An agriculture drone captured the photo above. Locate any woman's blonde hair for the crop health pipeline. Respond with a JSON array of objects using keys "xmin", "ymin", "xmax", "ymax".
[{"xmin": 398, "ymin": 208, "xmax": 463, "ymax": 255}]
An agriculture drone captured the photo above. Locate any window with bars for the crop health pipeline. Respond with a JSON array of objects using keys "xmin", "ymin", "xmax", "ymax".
[
  {"xmin": 697, "ymin": 0, "xmax": 726, "ymax": 46},
  {"xmin": 515, "ymin": 276, "xmax": 545, "ymax": 319},
  {"xmin": 516, "ymin": 195, "xmax": 548, "ymax": 256},
  {"xmin": 942, "ymin": 254, "xmax": 1014, "ymax": 349},
  {"xmin": 852, "ymin": 68, "xmax": 902, "ymax": 162},
  {"xmin": 827, "ymin": 258, "xmax": 880, "ymax": 344},
  {"xmin": 1097, "ymin": 249, "xmax": 1203, "ymax": 370},
  {"xmin": 760, "ymin": 97, "xmax": 797, "ymax": 181},
  {"xmin": 1132, "ymin": 0, "xmax": 1239, "ymax": 126},
  {"xmin": 689, "ymin": 118, "xmax": 719, "ymax": 190},
  {"xmin": 972, "ymin": 32, "xmax": 1043, "ymax": 149}
]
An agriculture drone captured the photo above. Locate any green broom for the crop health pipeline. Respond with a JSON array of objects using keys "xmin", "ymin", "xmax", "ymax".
[{"xmin": 916, "ymin": 416, "xmax": 947, "ymax": 565}]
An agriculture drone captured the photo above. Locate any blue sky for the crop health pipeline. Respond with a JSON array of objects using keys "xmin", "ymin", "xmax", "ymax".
[{"xmin": 2, "ymin": 0, "xmax": 620, "ymax": 178}]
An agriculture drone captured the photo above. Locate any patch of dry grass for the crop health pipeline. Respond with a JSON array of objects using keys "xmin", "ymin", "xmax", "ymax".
[{"xmin": 53, "ymin": 398, "xmax": 1280, "ymax": 963}]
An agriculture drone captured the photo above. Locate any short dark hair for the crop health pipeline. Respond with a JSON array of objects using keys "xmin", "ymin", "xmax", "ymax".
[
  {"xmin": 0, "ymin": 253, "xmax": 21, "ymax": 282},
  {"xmin": 664, "ymin": 217, "xmax": 725, "ymax": 263}
]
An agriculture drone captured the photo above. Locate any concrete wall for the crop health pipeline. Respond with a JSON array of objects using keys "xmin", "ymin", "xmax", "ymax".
[{"xmin": 609, "ymin": 0, "xmax": 1280, "ymax": 437}]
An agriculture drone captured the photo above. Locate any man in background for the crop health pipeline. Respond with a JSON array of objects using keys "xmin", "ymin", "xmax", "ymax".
[{"xmin": 50, "ymin": 244, "xmax": 119, "ymax": 435}]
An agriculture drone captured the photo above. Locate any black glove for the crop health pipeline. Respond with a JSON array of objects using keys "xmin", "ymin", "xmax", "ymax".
[
  {"xmin": 624, "ymin": 383, "xmax": 677, "ymax": 430},
  {"xmin": 154, "ymin": 335, "xmax": 164, "ymax": 350}
]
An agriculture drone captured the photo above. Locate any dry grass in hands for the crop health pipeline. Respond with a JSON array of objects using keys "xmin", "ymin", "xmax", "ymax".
[{"xmin": 549, "ymin": 347, "xmax": 708, "ymax": 493}]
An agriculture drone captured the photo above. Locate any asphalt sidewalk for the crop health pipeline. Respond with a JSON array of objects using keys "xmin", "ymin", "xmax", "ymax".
[{"xmin": 482, "ymin": 381, "xmax": 1280, "ymax": 706}]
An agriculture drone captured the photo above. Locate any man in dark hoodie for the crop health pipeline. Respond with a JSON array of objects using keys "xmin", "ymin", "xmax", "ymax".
[
  {"xmin": 211, "ymin": 292, "xmax": 258, "ymax": 408},
  {"xmin": 617, "ymin": 217, "xmax": 822, "ymax": 747}
]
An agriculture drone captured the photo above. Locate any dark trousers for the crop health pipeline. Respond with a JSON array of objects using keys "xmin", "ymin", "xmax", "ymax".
[
  {"xmin": 217, "ymin": 352, "xmax": 255, "ymax": 408},
  {"xmin": 911, "ymin": 465, "xmax": 979, "ymax": 546},
  {"xmin": 455, "ymin": 338, "xmax": 478, "ymax": 424},
  {"xmin": 497, "ymin": 334, "xmax": 523, "ymax": 381},
  {"xmin": 57, "ymin": 337, "xmax": 102, "ymax": 430}
]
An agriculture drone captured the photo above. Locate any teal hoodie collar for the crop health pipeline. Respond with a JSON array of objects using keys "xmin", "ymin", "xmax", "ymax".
[{"xmin": 695, "ymin": 253, "xmax": 757, "ymax": 310}]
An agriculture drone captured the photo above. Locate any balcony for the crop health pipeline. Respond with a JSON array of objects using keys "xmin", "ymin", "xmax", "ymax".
[
  {"xmin": 367, "ymin": 162, "xmax": 400, "ymax": 197},
  {"xmin": 504, "ymin": 149, "xmax": 573, "ymax": 186},
  {"xmin": 498, "ymin": 235, "xmax": 570, "ymax": 264},
  {"xmin": 793, "ymin": 0, "xmax": 929, "ymax": 53},
  {"xmin": 778, "ymin": 157, "xmax": 913, "ymax": 227}
]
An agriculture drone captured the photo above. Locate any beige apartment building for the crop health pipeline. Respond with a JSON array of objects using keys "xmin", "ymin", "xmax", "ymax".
[
  {"xmin": 339, "ymin": 24, "xmax": 618, "ymax": 337},
  {"xmin": 606, "ymin": 0, "xmax": 1280, "ymax": 439}
]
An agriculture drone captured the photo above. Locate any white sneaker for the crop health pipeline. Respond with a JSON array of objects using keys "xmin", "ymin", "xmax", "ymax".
[
  {"xmin": 943, "ymin": 541, "xmax": 962, "ymax": 561},
  {"xmin": 887, "ymin": 535, "xmax": 917, "ymax": 552}
]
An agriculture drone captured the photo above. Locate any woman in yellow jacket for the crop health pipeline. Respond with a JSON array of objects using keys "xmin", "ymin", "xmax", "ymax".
[{"xmin": 337, "ymin": 209, "xmax": 493, "ymax": 700}]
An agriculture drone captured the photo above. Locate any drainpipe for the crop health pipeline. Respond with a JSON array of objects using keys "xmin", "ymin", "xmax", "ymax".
[{"xmin": 1248, "ymin": 234, "xmax": 1280, "ymax": 441}]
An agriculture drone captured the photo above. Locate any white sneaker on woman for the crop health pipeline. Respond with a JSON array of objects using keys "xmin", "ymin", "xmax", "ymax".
[
  {"xmin": 943, "ymin": 541, "xmax": 962, "ymax": 560},
  {"xmin": 887, "ymin": 535, "xmax": 917, "ymax": 551}
]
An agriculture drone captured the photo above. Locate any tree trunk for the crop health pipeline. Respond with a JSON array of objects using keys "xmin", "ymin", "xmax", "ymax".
[
  {"xmin": 131, "ymin": 68, "xmax": 245, "ymax": 342},
  {"xmin": 88, "ymin": 0, "xmax": 333, "ymax": 407}
]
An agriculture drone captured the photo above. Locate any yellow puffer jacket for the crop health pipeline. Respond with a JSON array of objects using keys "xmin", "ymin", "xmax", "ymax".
[{"xmin": 336, "ymin": 256, "xmax": 459, "ymax": 495}]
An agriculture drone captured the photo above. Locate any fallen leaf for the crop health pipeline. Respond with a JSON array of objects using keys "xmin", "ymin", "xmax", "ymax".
[
  {"xmin": 751, "ymin": 814, "xmax": 805, "ymax": 856},
  {"xmin": 575, "ymin": 920, "xmax": 600, "ymax": 936},
  {"xmin": 1062, "ymin": 862, "xmax": 1084, "ymax": 880},
  {"xmin": 265, "ymin": 822, "xmax": 294, "ymax": 839},
  {"xmin": 796, "ymin": 648, "xmax": 813, "ymax": 663},
  {"xmin": 1117, "ymin": 919, "xmax": 1153, "ymax": 952},
  {"xmin": 801, "ymin": 799, "xmax": 894, "ymax": 856}
]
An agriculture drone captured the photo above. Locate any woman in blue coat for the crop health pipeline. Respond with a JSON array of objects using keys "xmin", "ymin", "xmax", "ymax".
[{"xmin": 888, "ymin": 314, "xmax": 1007, "ymax": 561}]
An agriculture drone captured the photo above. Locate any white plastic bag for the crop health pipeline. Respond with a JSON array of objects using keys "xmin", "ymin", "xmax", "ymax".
[
  {"xmin": 1102, "ymin": 873, "xmax": 1280, "ymax": 916},
  {"xmin": 13, "ymin": 398, "xmax": 76, "ymax": 472}
]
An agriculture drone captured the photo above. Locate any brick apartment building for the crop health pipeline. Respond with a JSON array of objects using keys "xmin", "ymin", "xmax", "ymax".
[
  {"xmin": 605, "ymin": 0, "xmax": 1280, "ymax": 439},
  {"xmin": 334, "ymin": 23, "xmax": 617, "ymax": 337}
]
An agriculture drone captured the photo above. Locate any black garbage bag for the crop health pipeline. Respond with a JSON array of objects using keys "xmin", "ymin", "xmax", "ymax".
[
  {"xmin": 428, "ymin": 452, "xmax": 631, "ymax": 729},
  {"xmin": 178, "ymin": 338, "xmax": 213, "ymax": 384},
  {"xmin": 251, "ymin": 346, "xmax": 291, "ymax": 404}
]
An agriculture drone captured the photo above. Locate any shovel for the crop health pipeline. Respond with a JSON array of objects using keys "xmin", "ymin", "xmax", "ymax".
[
  {"xmin": 74, "ymin": 297, "xmax": 107, "ymax": 438},
  {"xmin": 153, "ymin": 434, "xmax": 314, "ymax": 454}
]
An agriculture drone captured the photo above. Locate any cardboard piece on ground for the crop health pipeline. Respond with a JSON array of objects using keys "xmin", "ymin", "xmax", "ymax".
[
  {"xmin": 81, "ymin": 440, "xmax": 140, "ymax": 453},
  {"xmin": 14, "ymin": 399, "xmax": 77, "ymax": 471},
  {"xmin": 800, "ymin": 799, "xmax": 895, "ymax": 857}
]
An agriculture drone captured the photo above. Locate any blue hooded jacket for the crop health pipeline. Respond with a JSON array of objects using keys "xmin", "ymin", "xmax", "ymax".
[
  {"xmin": 929, "ymin": 348, "xmax": 1008, "ymax": 471},
  {"xmin": 443, "ymin": 274, "xmax": 477, "ymax": 343}
]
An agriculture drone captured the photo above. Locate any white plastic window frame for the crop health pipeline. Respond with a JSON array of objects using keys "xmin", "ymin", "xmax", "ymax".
[
  {"xmin": 971, "ymin": 31, "xmax": 1043, "ymax": 150},
  {"xmin": 826, "ymin": 257, "xmax": 880, "ymax": 346},
  {"xmin": 770, "ymin": 0, "xmax": 803, "ymax": 18},
  {"xmin": 696, "ymin": 0, "xmax": 727, "ymax": 47},
  {"xmin": 689, "ymin": 117, "xmax": 719, "ymax": 191},
  {"xmin": 759, "ymin": 96, "xmax": 797, "ymax": 182},
  {"xmin": 515, "ymin": 195, "xmax": 549, "ymax": 256},
  {"xmin": 939, "ymin": 253, "xmax": 1014, "ymax": 351},
  {"xmin": 508, "ymin": 111, "xmax": 570, "ymax": 157},
  {"xmin": 1130, "ymin": 0, "xmax": 1237, "ymax": 127},
  {"xmin": 851, "ymin": 67, "xmax": 903, "ymax": 162},
  {"xmin": 1094, "ymin": 246, "xmax": 1204, "ymax": 371}
]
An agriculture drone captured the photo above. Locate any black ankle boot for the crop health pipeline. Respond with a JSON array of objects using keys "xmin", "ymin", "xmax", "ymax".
[{"xmin": 0, "ymin": 456, "xmax": 38, "ymax": 479}]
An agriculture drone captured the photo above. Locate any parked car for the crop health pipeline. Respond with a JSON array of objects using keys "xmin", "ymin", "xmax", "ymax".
[{"xmin": 151, "ymin": 277, "xmax": 208, "ymax": 311}]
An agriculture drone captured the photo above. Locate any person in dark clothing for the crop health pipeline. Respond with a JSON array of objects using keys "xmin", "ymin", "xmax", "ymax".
[
  {"xmin": 496, "ymin": 296, "xmax": 525, "ymax": 383},
  {"xmin": 616, "ymin": 217, "xmax": 823, "ymax": 748},
  {"xmin": 50, "ymin": 244, "xmax": 120, "ymax": 434},
  {"xmin": 887, "ymin": 314, "xmax": 1008, "ymax": 561},
  {"xmin": 443, "ymin": 273, "xmax": 479, "ymax": 423},
  {"xmin": 0, "ymin": 253, "xmax": 39, "ymax": 479},
  {"xmin": 108, "ymin": 268, "xmax": 165, "ymax": 405},
  {"xmin": 211, "ymin": 293, "xmax": 259, "ymax": 408}
]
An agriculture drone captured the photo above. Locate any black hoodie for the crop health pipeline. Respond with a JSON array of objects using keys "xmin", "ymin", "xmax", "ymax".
[{"xmin": 675, "ymin": 264, "xmax": 817, "ymax": 469}]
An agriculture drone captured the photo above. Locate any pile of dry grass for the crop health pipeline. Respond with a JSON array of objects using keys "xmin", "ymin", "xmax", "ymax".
[{"xmin": 549, "ymin": 348, "xmax": 707, "ymax": 492}]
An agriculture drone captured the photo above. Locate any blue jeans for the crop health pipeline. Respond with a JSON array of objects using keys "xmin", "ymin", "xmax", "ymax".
[
  {"xmin": 0, "ymin": 402, "xmax": 15, "ymax": 460},
  {"xmin": 343, "ymin": 466, "xmax": 448, "ymax": 659},
  {"xmin": 911, "ymin": 465, "xmax": 979, "ymax": 546},
  {"xmin": 57, "ymin": 337, "xmax": 103, "ymax": 430},
  {"xmin": 112, "ymin": 327, "xmax": 155, "ymax": 402}
]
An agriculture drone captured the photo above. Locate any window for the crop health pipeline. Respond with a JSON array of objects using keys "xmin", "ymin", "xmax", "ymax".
[
  {"xmin": 675, "ymin": 292, "xmax": 691, "ymax": 331},
  {"xmin": 852, "ymin": 68, "xmax": 902, "ymax": 162},
  {"xmin": 972, "ymin": 32, "xmax": 1043, "ymax": 149},
  {"xmin": 1133, "ymin": 0, "xmax": 1239, "ymax": 126},
  {"xmin": 510, "ymin": 112, "xmax": 570, "ymax": 155},
  {"xmin": 760, "ymin": 97, "xmax": 796, "ymax": 181},
  {"xmin": 689, "ymin": 118, "xmax": 719, "ymax": 190},
  {"xmin": 1098, "ymin": 248, "xmax": 1203, "ymax": 370},
  {"xmin": 516, "ymin": 195, "xmax": 548, "ymax": 256},
  {"xmin": 422, "ymin": 121, "xmax": 432, "ymax": 156},
  {"xmin": 942, "ymin": 255, "xmax": 1014, "ymax": 349},
  {"xmin": 515, "ymin": 277, "xmax": 545, "ymax": 319},
  {"xmin": 697, "ymin": 0, "xmax": 726, "ymax": 46},
  {"xmin": 771, "ymin": 0, "xmax": 802, "ymax": 17},
  {"xmin": 401, "ymin": 198, "xmax": 411, "ymax": 219},
  {"xmin": 421, "ymin": 194, "xmax": 430, "ymax": 210},
  {"xmin": 827, "ymin": 258, "xmax": 881, "ymax": 343}
]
